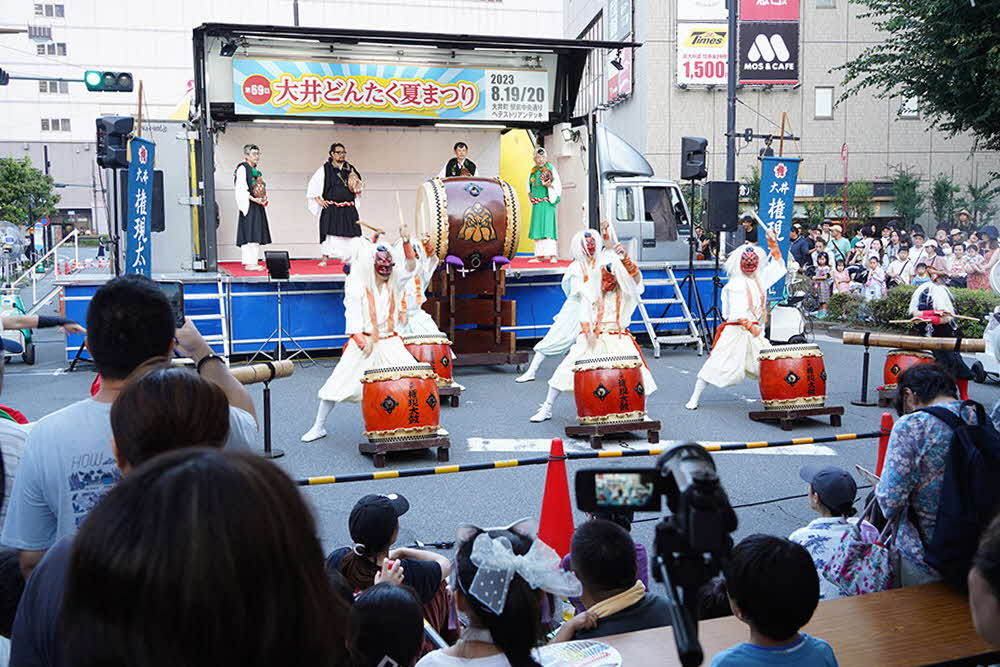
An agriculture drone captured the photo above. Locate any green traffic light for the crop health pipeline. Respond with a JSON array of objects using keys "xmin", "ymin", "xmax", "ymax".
[{"xmin": 84, "ymin": 70, "xmax": 102, "ymax": 90}]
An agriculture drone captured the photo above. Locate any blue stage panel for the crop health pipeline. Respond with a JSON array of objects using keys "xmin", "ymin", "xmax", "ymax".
[{"xmin": 229, "ymin": 281, "xmax": 347, "ymax": 354}]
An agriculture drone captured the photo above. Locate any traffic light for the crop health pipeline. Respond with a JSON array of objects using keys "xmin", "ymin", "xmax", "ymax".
[
  {"xmin": 0, "ymin": 69, "xmax": 9, "ymax": 86},
  {"xmin": 84, "ymin": 70, "xmax": 133, "ymax": 92},
  {"xmin": 96, "ymin": 116, "xmax": 134, "ymax": 169}
]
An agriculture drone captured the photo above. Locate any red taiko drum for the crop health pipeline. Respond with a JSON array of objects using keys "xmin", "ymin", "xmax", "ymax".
[
  {"xmin": 572, "ymin": 354, "xmax": 647, "ymax": 425},
  {"xmin": 883, "ymin": 349, "xmax": 935, "ymax": 389},
  {"xmin": 415, "ymin": 177, "xmax": 521, "ymax": 271},
  {"xmin": 758, "ymin": 344, "xmax": 827, "ymax": 410},
  {"xmin": 403, "ymin": 335, "xmax": 453, "ymax": 387},
  {"xmin": 361, "ymin": 363, "xmax": 441, "ymax": 440}
]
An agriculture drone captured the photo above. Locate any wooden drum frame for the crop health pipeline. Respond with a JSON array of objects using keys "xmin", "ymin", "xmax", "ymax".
[
  {"xmin": 414, "ymin": 177, "xmax": 520, "ymax": 271},
  {"xmin": 758, "ymin": 344, "xmax": 827, "ymax": 410},
  {"xmin": 572, "ymin": 354, "xmax": 648, "ymax": 426},
  {"xmin": 361, "ymin": 363, "xmax": 441, "ymax": 441}
]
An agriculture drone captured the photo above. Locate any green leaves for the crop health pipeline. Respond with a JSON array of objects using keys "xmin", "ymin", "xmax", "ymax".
[
  {"xmin": 891, "ymin": 167, "xmax": 925, "ymax": 227},
  {"xmin": 0, "ymin": 157, "xmax": 60, "ymax": 226}
]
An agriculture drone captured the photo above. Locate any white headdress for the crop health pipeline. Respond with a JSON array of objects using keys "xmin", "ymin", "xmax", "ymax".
[
  {"xmin": 724, "ymin": 243, "xmax": 766, "ymax": 278},
  {"xmin": 569, "ymin": 228, "xmax": 604, "ymax": 265}
]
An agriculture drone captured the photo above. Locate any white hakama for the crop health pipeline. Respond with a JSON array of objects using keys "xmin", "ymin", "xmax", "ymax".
[{"xmin": 534, "ymin": 261, "xmax": 593, "ymax": 357}]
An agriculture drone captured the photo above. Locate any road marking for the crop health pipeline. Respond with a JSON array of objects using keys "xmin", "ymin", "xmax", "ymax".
[{"xmin": 466, "ymin": 438, "xmax": 836, "ymax": 456}]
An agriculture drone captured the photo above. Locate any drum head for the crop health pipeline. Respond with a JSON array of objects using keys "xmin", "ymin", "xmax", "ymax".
[{"xmin": 415, "ymin": 179, "xmax": 449, "ymax": 261}]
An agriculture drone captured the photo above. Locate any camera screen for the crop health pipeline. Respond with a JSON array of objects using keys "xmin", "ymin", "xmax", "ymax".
[
  {"xmin": 157, "ymin": 282, "xmax": 185, "ymax": 328},
  {"xmin": 594, "ymin": 472, "xmax": 656, "ymax": 508}
]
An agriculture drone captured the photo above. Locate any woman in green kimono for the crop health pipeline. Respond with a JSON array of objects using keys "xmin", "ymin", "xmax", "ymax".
[{"xmin": 528, "ymin": 147, "xmax": 562, "ymax": 263}]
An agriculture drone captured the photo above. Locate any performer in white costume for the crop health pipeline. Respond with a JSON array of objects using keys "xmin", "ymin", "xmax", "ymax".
[
  {"xmin": 515, "ymin": 227, "xmax": 604, "ymax": 382},
  {"xmin": 397, "ymin": 234, "xmax": 442, "ymax": 337},
  {"xmin": 685, "ymin": 226, "xmax": 783, "ymax": 410},
  {"xmin": 529, "ymin": 243, "xmax": 656, "ymax": 422},
  {"xmin": 301, "ymin": 231, "xmax": 418, "ymax": 442}
]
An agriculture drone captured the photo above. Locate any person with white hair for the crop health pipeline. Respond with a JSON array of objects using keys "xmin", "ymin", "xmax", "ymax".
[
  {"xmin": 909, "ymin": 275, "xmax": 973, "ymax": 400},
  {"xmin": 301, "ymin": 229, "xmax": 418, "ymax": 442},
  {"xmin": 529, "ymin": 243, "xmax": 654, "ymax": 422},
  {"xmin": 515, "ymin": 225, "xmax": 605, "ymax": 383},
  {"xmin": 234, "ymin": 144, "xmax": 272, "ymax": 271},
  {"xmin": 685, "ymin": 226, "xmax": 784, "ymax": 410}
]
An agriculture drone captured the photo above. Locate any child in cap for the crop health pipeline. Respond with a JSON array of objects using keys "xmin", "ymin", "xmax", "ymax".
[{"xmin": 789, "ymin": 465, "xmax": 877, "ymax": 600}]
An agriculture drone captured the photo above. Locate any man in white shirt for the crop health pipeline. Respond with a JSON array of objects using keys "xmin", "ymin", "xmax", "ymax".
[
  {"xmin": 827, "ymin": 224, "xmax": 852, "ymax": 265},
  {"xmin": 1, "ymin": 275, "xmax": 258, "ymax": 579},
  {"xmin": 886, "ymin": 246, "xmax": 915, "ymax": 286}
]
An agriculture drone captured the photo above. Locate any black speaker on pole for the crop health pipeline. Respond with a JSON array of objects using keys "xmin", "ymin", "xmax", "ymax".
[
  {"xmin": 705, "ymin": 180, "xmax": 740, "ymax": 232},
  {"xmin": 680, "ymin": 136, "xmax": 708, "ymax": 181}
]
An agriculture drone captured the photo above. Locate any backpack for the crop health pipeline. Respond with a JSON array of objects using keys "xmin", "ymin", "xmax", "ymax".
[{"xmin": 919, "ymin": 401, "xmax": 1000, "ymax": 585}]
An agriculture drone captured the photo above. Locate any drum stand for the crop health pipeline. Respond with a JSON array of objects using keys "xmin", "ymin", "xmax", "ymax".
[
  {"xmin": 849, "ymin": 332, "xmax": 879, "ymax": 407},
  {"xmin": 747, "ymin": 405, "xmax": 844, "ymax": 431},
  {"xmin": 565, "ymin": 420, "xmax": 662, "ymax": 451},
  {"xmin": 249, "ymin": 280, "xmax": 314, "ymax": 365},
  {"xmin": 359, "ymin": 434, "xmax": 451, "ymax": 469}
]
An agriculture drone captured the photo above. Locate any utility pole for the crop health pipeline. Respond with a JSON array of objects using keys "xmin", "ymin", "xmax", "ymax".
[{"xmin": 725, "ymin": 0, "xmax": 738, "ymax": 181}]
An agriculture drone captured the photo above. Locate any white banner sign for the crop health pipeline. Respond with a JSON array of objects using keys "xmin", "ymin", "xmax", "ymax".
[
  {"xmin": 676, "ymin": 23, "xmax": 729, "ymax": 86},
  {"xmin": 677, "ymin": 0, "xmax": 727, "ymax": 21}
]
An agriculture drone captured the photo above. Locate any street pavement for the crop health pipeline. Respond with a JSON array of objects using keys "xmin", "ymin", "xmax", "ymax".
[{"xmin": 9, "ymin": 313, "xmax": 1000, "ymax": 572}]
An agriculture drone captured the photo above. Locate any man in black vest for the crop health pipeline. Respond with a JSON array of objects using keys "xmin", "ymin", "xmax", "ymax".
[
  {"xmin": 306, "ymin": 143, "xmax": 363, "ymax": 266},
  {"xmin": 440, "ymin": 141, "xmax": 476, "ymax": 178},
  {"xmin": 234, "ymin": 144, "xmax": 272, "ymax": 271}
]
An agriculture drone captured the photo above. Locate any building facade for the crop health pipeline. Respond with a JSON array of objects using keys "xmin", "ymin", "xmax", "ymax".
[
  {"xmin": 0, "ymin": 0, "xmax": 563, "ymax": 232},
  {"xmin": 565, "ymin": 0, "xmax": 999, "ymax": 226}
]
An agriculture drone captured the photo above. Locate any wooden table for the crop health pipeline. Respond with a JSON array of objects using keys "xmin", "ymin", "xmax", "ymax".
[{"xmin": 598, "ymin": 583, "xmax": 1000, "ymax": 666}]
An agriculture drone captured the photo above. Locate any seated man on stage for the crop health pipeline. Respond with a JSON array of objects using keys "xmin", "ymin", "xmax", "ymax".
[
  {"xmin": 440, "ymin": 142, "xmax": 476, "ymax": 178},
  {"xmin": 685, "ymin": 225, "xmax": 783, "ymax": 410},
  {"xmin": 306, "ymin": 143, "xmax": 363, "ymax": 266},
  {"xmin": 529, "ymin": 243, "xmax": 655, "ymax": 423},
  {"xmin": 516, "ymin": 225, "xmax": 605, "ymax": 383},
  {"xmin": 301, "ymin": 229, "xmax": 418, "ymax": 443}
]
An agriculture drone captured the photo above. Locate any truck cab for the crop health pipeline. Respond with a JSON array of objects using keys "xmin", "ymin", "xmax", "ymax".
[{"xmin": 603, "ymin": 176, "xmax": 693, "ymax": 262}]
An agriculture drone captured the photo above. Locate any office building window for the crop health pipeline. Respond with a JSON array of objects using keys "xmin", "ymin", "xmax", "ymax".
[
  {"xmin": 900, "ymin": 96, "xmax": 919, "ymax": 119},
  {"xmin": 54, "ymin": 4, "xmax": 64, "ymax": 16},
  {"xmin": 817, "ymin": 0, "xmax": 835, "ymax": 6},
  {"xmin": 36, "ymin": 44, "xmax": 45, "ymax": 55},
  {"xmin": 39, "ymin": 81, "xmax": 47, "ymax": 93},
  {"xmin": 814, "ymin": 86, "xmax": 834, "ymax": 120},
  {"xmin": 40, "ymin": 42, "xmax": 67, "ymax": 56},
  {"xmin": 34, "ymin": 4, "xmax": 44, "ymax": 15},
  {"xmin": 574, "ymin": 13, "xmax": 605, "ymax": 116},
  {"xmin": 39, "ymin": 81, "xmax": 69, "ymax": 94},
  {"xmin": 41, "ymin": 118, "xmax": 71, "ymax": 132}
]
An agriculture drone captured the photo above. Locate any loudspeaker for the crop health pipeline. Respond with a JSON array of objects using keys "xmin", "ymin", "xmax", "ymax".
[
  {"xmin": 705, "ymin": 180, "xmax": 739, "ymax": 232},
  {"xmin": 265, "ymin": 250, "xmax": 291, "ymax": 280},
  {"xmin": 680, "ymin": 136, "xmax": 708, "ymax": 181}
]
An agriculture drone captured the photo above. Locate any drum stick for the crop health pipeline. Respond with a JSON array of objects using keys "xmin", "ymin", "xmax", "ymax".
[
  {"xmin": 357, "ymin": 220, "xmax": 385, "ymax": 235},
  {"xmin": 395, "ymin": 191, "xmax": 407, "ymax": 231}
]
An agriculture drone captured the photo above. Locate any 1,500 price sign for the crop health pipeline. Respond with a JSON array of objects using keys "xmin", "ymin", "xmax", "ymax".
[{"xmin": 677, "ymin": 23, "xmax": 728, "ymax": 87}]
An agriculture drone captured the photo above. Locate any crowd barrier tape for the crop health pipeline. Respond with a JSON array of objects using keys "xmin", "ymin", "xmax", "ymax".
[{"xmin": 296, "ymin": 430, "xmax": 887, "ymax": 487}]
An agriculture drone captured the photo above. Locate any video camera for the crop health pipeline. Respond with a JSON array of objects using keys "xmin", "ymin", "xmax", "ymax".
[{"xmin": 575, "ymin": 443, "xmax": 737, "ymax": 667}]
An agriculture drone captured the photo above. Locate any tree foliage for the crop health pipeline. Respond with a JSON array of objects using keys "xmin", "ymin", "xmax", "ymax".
[
  {"xmin": 0, "ymin": 158, "xmax": 59, "ymax": 226},
  {"xmin": 930, "ymin": 173, "xmax": 960, "ymax": 228},
  {"xmin": 742, "ymin": 166, "xmax": 761, "ymax": 213},
  {"xmin": 838, "ymin": 0, "xmax": 1000, "ymax": 162},
  {"xmin": 891, "ymin": 167, "xmax": 925, "ymax": 228},
  {"xmin": 840, "ymin": 181, "xmax": 875, "ymax": 225},
  {"xmin": 958, "ymin": 182, "xmax": 998, "ymax": 228}
]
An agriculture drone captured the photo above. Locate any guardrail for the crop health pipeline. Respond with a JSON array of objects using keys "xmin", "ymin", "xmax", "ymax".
[{"xmin": 8, "ymin": 229, "xmax": 82, "ymax": 308}]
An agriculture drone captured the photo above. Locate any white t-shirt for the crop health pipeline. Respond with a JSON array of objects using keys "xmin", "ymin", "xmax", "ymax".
[
  {"xmin": 0, "ymin": 419, "xmax": 28, "ymax": 528},
  {"xmin": 1, "ymin": 398, "xmax": 257, "ymax": 551}
]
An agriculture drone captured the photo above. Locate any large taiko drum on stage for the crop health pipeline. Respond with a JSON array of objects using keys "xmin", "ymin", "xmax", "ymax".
[
  {"xmin": 414, "ymin": 177, "xmax": 521, "ymax": 271},
  {"xmin": 572, "ymin": 354, "xmax": 647, "ymax": 425},
  {"xmin": 403, "ymin": 335, "xmax": 453, "ymax": 387},
  {"xmin": 883, "ymin": 349, "xmax": 935, "ymax": 389},
  {"xmin": 758, "ymin": 344, "xmax": 827, "ymax": 410},
  {"xmin": 361, "ymin": 363, "xmax": 441, "ymax": 440}
]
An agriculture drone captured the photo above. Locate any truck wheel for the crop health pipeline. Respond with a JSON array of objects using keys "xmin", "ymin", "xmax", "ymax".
[
  {"xmin": 971, "ymin": 360, "xmax": 987, "ymax": 384},
  {"xmin": 22, "ymin": 342, "xmax": 35, "ymax": 366}
]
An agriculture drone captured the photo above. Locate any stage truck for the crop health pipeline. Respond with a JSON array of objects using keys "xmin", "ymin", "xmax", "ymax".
[{"xmin": 58, "ymin": 24, "xmax": 716, "ymax": 363}]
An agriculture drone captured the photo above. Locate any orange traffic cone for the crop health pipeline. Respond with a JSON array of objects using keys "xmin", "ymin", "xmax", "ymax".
[
  {"xmin": 538, "ymin": 438, "xmax": 575, "ymax": 558},
  {"xmin": 875, "ymin": 412, "xmax": 893, "ymax": 476}
]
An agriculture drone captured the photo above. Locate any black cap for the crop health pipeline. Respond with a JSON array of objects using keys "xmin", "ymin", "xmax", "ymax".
[
  {"xmin": 799, "ymin": 465, "xmax": 857, "ymax": 513},
  {"xmin": 349, "ymin": 493, "xmax": 410, "ymax": 550}
]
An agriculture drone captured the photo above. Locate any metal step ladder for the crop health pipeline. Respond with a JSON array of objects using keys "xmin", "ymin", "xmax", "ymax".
[{"xmin": 637, "ymin": 266, "xmax": 705, "ymax": 358}]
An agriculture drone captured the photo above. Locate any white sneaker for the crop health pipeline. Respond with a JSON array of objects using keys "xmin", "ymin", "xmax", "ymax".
[
  {"xmin": 684, "ymin": 399, "xmax": 698, "ymax": 410},
  {"xmin": 515, "ymin": 370, "xmax": 536, "ymax": 383},
  {"xmin": 301, "ymin": 426, "xmax": 327, "ymax": 442},
  {"xmin": 530, "ymin": 402, "xmax": 553, "ymax": 422}
]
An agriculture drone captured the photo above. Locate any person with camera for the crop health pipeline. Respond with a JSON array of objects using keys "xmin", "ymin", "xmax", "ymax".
[
  {"xmin": 234, "ymin": 143, "xmax": 272, "ymax": 271},
  {"xmin": 307, "ymin": 143, "xmax": 364, "ymax": 266}
]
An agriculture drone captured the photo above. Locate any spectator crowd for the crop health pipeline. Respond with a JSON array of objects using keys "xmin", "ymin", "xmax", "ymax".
[
  {"xmin": 787, "ymin": 219, "xmax": 1000, "ymax": 317},
  {"xmin": 0, "ymin": 273, "xmax": 999, "ymax": 667}
]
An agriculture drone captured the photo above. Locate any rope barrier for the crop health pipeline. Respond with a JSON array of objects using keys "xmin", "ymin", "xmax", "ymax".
[{"xmin": 296, "ymin": 430, "xmax": 886, "ymax": 487}]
